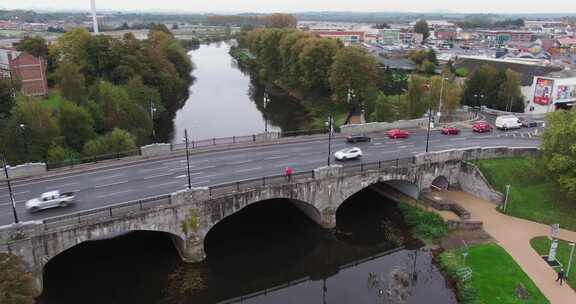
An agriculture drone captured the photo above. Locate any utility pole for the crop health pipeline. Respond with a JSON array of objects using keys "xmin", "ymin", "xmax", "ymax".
[
  {"xmin": 150, "ymin": 100, "xmax": 157, "ymax": 143},
  {"xmin": 263, "ymin": 92, "xmax": 269, "ymax": 134},
  {"xmin": 425, "ymin": 106, "xmax": 433, "ymax": 153},
  {"xmin": 184, "ymin": 129, "xmax": 192, "ymax": 189},
  {"xmin": 1, "ymin": 154, "xmax": 19, "ymax": 224},
  {"xmin": 567, "ymin": 242, "xmax": 576, "ymax": 277},
  {"xmin": 326, "ymin": 115, "xmax": 333, "ymax": 166}
]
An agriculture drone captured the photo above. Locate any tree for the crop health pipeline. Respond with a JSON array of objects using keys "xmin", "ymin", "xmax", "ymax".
[
  {"xmin": 498, "ymin": 69, "xmax": 523, "ymax": 112},
  {"xmin": 16, "ymin": 36, "xmax": 48, "ymax": 59},
  {"xmin": 0, "ymin": 78, "xmax": 18, "ymax": 120},
  {"xmin": 172, "ymin": 23, "xmax": 179, "ymax": 30},
  {"xmin": 297, "ymin": 37, "xmax": 341, "ymax": 95},
  {"xmin": 405, "ymin": 75, "xmax": 428, "ymax": 118},
  {"xmin": 371, "ymin": 93, "xmax": 402, "ymax": 122},
  {"xmin": 329, "ymin": 47, "xmax": 378, "ymax": 108},
  {"xmin": 462, "ymin": 64, "xmax": 500, "ymax": 108},
  {"xmin": 414, "ymin": 20, "xmax": 430, "ymax": 41},
  {"xmin": 58, "ymin": 101, "xmax": 96, "ymax": 150},
  {"xmin": 1, "ymin": 96, "xmax": 60, "ymax": 164},
  {"xmin": 46, "ymin": 145, "xmax": 79, "ymax": 166},
  {"xmin": 267, "ymin": 13, "xmax": 297, "ymax": 28},
  {"xmin": 543, "ymin": 108, "xmax": 576, "ymax": 199},
  {"xmin": 107, "ymin": 128, "xmax": 136, "ymax": 153},
  {"xmin": 373, "ymin": 23, "xmax": 391, "ymax": 29},
  {"xmin": 55, "ymin": 62, "xmax": 87, "ymax": 104},
  {"xmin": 0, "ymin": 253, "xmax": 37, "ymax": 304}
]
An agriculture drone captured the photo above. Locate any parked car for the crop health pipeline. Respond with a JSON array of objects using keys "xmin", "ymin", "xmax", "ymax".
[
  {"xmin": 346, "ymin": 134, "xmax": 371, "ymax": 143},
  {"xmin": 495, "ymin": 115, "xmax": 522, "ymax": 130},
  {"xmin": 334, "ymin": 147, "xmax": 363, "ymax": 161},
  {"xmin": 441, "ymin": 126, "xmax": 461, "ymax": 135},
  {"xmin": 519, "ymin": 118, "xmax": 539, "ymax": 128},
  {"xmin": 387, "ymin": 129, "xmax": 410, "ymax": 139},
  {"xmin": 472, "ymin": 121, "xmax": 493, "ymax": 133},
  {"xmin": 25, "ymin": 190, "xmax": 76, "ymax": 213}
]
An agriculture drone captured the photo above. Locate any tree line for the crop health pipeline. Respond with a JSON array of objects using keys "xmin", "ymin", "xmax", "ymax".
[{"xmin": 0, "ymin": 24, "xmax": 193, "ymax": 166}]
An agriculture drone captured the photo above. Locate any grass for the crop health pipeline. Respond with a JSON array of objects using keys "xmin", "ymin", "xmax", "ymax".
[
  {"xmin": 398, "ymin": 202, "xmax": 448, "ymax": 244},
  {"xmin": 439, "ymin": 243, "xmax": 549, "ymax": 304},
  {"xmin": 474, "ymin": 157, "xmax": 576, "ymax": 231},
  {"xmin": 41, "ymin": 91, "xmax": 64, "ymax": 110},
  {"xmin": 530, "ymin": 236, "xmax": 576, "ymax": 290}
]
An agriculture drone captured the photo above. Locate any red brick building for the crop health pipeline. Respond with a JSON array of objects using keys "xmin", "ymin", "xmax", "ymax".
[{"xmin": 0, "ymin": 48, "xmax": 48, "ymax": 97}]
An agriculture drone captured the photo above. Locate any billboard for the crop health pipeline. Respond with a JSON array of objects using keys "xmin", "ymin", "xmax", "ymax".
[
  {"xmin": 556, "ymin": 85, "xmax": 576, "ymax": 102},
  {"xmin": 534, "ymin": 78, "xmax": 554, "ymax": 105}
]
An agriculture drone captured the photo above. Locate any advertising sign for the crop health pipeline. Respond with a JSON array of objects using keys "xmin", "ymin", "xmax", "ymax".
[
  {"xmin": 534, "ymin": 78, "xmax": 554, "ymax": 105},
  {"xmin": 556, "ymin": 85, "xmax": 576, "ymax": 102}
]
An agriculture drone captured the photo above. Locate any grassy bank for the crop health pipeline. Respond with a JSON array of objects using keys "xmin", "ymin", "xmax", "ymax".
[
  {"xmin": 474, "ymin": 157, "xmax": 576, "ymax": 231},
  {"xmin": 398, "ymin": 202, "xmax": 448, "ymax": 244},
  {"xmin": 530, "ymin": 236, "xmax": 576, "ymax": 290},
  {"xmin": 439, "ymin": 243, "xmax": 549, "ymax": 304}
]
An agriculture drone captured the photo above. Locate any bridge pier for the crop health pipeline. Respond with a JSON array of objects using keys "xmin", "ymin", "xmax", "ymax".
[{"xmin": 321, "ymin": 209, "xmax": 336, "ymax": 229}]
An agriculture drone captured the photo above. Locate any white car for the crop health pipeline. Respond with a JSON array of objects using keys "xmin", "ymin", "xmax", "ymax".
[
  {"xmin": 334, "ymin": 147, "xmax": 363, "ymax": 161},
  {"xmin": 25, "ymin": 190, "xmax": 76, "ymax": 213},
  {"xmin": 495, "ymin": 115, "xmax": 522, "ymax": 130}
]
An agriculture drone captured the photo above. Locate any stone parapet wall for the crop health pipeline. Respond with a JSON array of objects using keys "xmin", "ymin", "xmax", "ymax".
[
  {"xmin": 340, "ymin": 118, "xmax": 427, "ymax": 135},
  {"xmin": 140, "ymin": 143, "xmax": 171, "ymax": 157},
  {"xmin": 0, "ymin": 163, "xmax": 47, "ymax": 182}
]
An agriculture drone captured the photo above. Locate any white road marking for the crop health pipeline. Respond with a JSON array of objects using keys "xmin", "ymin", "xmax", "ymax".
[
  {"xmin": 263, "ymin": 155, "xmax": 288, "ymax": 160},
  {"xmin": 183, "ymin": 180, "xmax": 211, "ymax": 187},
  {"xmin": 274, "ymin": 162, "xmax": 297, "ymax": 168},
  {"xmin": 228, "ymin": 160, "xmax": 253, "ymax": 166},
  {"xmin": 144, "ymin": 173, "xmax": 174, "ymax": 180},
  {"xmin": 169, "ymin": 166, "xmax": 215, "ymax": 172},
  {"xmin": 147, "ymin": 181, "xmax": 179, "ymax": 189},
  {"xmin": 0, "ymin": 191, "xmax": 30, "ymax": 199},
  {"xmin": 449, "ymin": 138, "xmax": 467, "ymax": 141},
  {"xmin": 94, "ymin": 181, "xmax": 129, "ymax": 189},
  {"xmin": 92, "ymin": 174, "xmax": 125, "ymax": 181},
  {"xmin": 138, "ymin": 167, "xmax": 167, "ymax": 173},
  {"xmin": 236, "ymin": 167, "xmax": 263, "ymax": 173},
  {"xmin": 46, "ymin": 182, "xmax": 78, "ymax": 190},
  {"xmin": 97, "ymin": 189, "xmax": 134, "ymax": 199},
  {"xmin": 175, "ymin": 172, "xmax": 204, "ymax": 179}
]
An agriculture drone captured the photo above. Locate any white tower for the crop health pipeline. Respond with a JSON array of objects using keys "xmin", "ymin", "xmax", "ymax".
[{"xmin": 90, "ymin": 0, "xmax": 99, "ymax": 34}]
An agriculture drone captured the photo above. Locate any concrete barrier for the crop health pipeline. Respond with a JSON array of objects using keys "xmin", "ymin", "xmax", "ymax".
[
  {"xmin": 340, "ymin": 118, "xmax": 427, "ymax": 135},
  {"xmin": 413, "ymin": 146, "xmax": 541, "ymax": 166},
  {"xmin": 140, "ymin": 143, "xmax": 172, "ymax": 157},
  {"xmin": 0, "ymin": 163, "xmax": 47, "ymax": 182}
]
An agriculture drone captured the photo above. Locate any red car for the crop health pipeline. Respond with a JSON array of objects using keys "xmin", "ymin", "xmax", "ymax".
[
  {"xmin": 473, "ymin": 121, "xmax": 493, "ymax": 133},
  {"xmin": 387, "ymin": 129, "xmax": 410, "ymax": 139},
  {"xmin": 442, "ymin": 126, "xmax": 460, "ymax": 135}
]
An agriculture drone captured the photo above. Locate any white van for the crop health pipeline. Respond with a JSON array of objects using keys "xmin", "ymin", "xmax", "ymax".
[{"xmin": 495, "ymin": 115, "xmax": 522, "ymax": 130}]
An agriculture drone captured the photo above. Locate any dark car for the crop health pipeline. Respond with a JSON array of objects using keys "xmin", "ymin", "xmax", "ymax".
[
  {"xmin": 520, "ymin": 118, "xmax": 539, "ymax": 128},
  {"xmin": 346, "ymin": 134, "xmax": 371, "ymax": 143}
]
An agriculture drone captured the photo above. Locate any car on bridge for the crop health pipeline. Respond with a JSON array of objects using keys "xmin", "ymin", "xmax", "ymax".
[
  {"xmin": 346, "ymin": 134, "xmax": 372, "ymax": 143},
  {"xmin": 387, "ymin": 129, "xmax": 410, "ymax": 139},
  {"xmin": 441, "ymin": 126, "xmax": 461, "ymax": 135},
  {"xmin": 334, "ymin": 147, "xmax": 363, "ymax": 161},
  {"xmin": 473, "ymin": 121, "xmax": 493, "ymax": 133},
  {"xmin": 25, "ymin": 190, "xmax": 76, "ymax": 213}
]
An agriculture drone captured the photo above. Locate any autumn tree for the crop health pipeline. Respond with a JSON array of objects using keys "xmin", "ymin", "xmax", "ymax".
[
  {"xmin": 267, "ymin": 13, "xmax": 297, "ymax": 28},
  {"xmin": 16, "ymin": 36, "xmax": 48, "ymax": 59},
  {"xmin": 543, "ymin": 108, "xmax": 576, "ymax": 199},
  {"xmin": 329, "ymin": 47, "xmax": 378, "ymax": 109},
  {"xmin": 414, "ymin": 20, "xmax": 430, "ymax": 41}
]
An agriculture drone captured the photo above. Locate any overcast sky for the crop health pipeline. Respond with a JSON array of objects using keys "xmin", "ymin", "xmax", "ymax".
[{"xmin": 0, "ymin": 0, "xmax": 573, "ymax": 14}]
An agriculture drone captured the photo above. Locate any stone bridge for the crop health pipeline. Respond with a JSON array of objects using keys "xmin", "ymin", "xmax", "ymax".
[{"xmin": 0, "ymin": 146, "xmax": 539, "ymax": 291}]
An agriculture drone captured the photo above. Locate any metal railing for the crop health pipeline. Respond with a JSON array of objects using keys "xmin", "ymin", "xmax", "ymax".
[{"xmin": 39, "ymin": 157, "xmax": 417, "ymax": 231}]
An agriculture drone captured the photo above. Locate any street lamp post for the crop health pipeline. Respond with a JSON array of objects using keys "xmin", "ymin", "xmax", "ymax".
[
  {"xmin": 184, "ymin": 129, "xmax": 192, "ymax": 189},
  {"xmin": 150, "ymin": 100, "xmax": 157, "ymax": 143},
  {"xmin": 19, "ymin": 124, "xmax": 28, "ymax": 163},
  {"xmin": 326, "ymin": 115, "xmax": 333, "ymax": 167},
  {"xmin": 1, "ymin": 154, "xmax": 19, "ymax": 224},
  {"xmin": 425, "ymin": 106, "xmax": 433, "ymax": 153},
  {"xmin": 263, "ymin": 92, "xmax": 270, "ymax": 134}
]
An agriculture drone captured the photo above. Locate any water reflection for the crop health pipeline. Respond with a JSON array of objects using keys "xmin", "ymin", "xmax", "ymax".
[{"xmin": 170, "ymin": 41, "xmax": 310, "ymax": 143}]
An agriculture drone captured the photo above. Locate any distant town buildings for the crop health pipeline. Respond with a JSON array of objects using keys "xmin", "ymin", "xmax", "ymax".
[{"xmin": 0, "ymin": 48, "xmax": 48, "ymax": 97}]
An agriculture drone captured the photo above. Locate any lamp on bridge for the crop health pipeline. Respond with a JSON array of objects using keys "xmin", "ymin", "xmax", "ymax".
[
  {"xmin": 325, "ymin": 115, "xmax": 334, "ymax": 166},
  {"xmin": 1, "ymin": 154, "xmax": 19, "ymax": 224},
  {"xmin": 184, "ymin": 129, "xmax": 192, "ymax": 189}
]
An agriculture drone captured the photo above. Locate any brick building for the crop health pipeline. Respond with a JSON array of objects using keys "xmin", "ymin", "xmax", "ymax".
[{"xmin": 0, "ymin": 48, "xmax": 48, "ymax": 97}]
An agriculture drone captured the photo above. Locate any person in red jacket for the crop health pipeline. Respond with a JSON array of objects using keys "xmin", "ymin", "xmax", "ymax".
[{"xmin": 285, "ymin": 167, "xmax": 294, "ymax": 181}]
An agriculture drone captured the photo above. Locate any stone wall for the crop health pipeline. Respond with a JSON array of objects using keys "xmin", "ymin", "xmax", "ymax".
[
  {"xmin": 140, "ymin": 143, "xmax": 172, "ymax": 157},
  {"xmin": 458, "ymin": 161, "xmax": 504, "ymax": 205},
  {"xmin": 0, "ymin": 163, "xmax": 47, "ymax": 182},
  {"xmin": 340, "ymin": 118, "xmax": 427, "ymax": 135}
]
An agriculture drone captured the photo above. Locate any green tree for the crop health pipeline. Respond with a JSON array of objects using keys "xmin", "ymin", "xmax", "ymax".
[
  {"xmin": 16, "ymin": 36, "xmax": 48, "ymax": 59},
  {"xmin": 498, "ymin": 69, "xmax": 524, "ymax": 112},
  {"xmin": 371, "ymin": 93, "xmax": 402, "ymax": 122},
  {"xmin": 82, "ymin": 137, "xmax": 108, "ymax": 157},
  {"xmin": 0, "ymin": 253, "xmax": 37, "ymax": 304},
  {"xmin": 267, "ymin": 13, "xmax": 297, "ymax": 28},
  {"xmin": 329, "ymin": 47, "xmax": 378, "ymax": 108},
  {"xmin": 0, "ymin": 78, "xmax": 18, "ymax": 120},
  {"xmin": 414, "ymin": 20, "xmax": 430, "ymax": 41},
  {"xmin": 405, "ymin": 75, "xmax": 428, "ymax": 118},
  {"xmin": 462, "ymin": 64, "xmax": 500, "ymax": 108},
  {"xmin": 53, "ymin": 28, "xmax": 92, "ymax": 70},
  {"xmin": 543, "ymin": 108, "xmax": 576, "ymax": 199},
  {"xmin": 55, "ymin": 62, "xmax": 87, "ymax": 104},
  {"xmin": 46, "ymin": 145, "xmax": 80, "ymax": 166},
  {"xmin": 422, "ymin": 60, "xmax": 437, "ymax": 75},
  {"xmin": 298, "ymin": 37, "xmax": 341, "ymax": 95},
  {"xmin": 58, "ymin": 100, "xmax": 96, "ymax": 150},
  {"xmin": 107, "ymin": 128, "xmax": 137, "ymax": 153},
  {"xmin": 1, "ymin": 96, "xmax": 61, "ymax": 164}
]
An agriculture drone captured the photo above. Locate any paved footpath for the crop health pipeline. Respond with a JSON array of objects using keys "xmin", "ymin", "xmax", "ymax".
[{"xmin": 438, "ymin": 191, "xmax": 576, "ymax": 304}]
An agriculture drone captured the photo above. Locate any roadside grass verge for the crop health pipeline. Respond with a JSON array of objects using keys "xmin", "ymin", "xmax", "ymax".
[
  {"xmin": 530, "ymin": 236, "xmax": 576, "ymax": 290},
  {"xmin": 398, "ymin": 202, "xmax": 448, "ymax": 245},
  {"xmin": 474, "ymin": 157, "xmax": 576, "ymax": 231},
  {"xmin": 439, "ymin": 243, "xmax": 549, "ymax": 304}
]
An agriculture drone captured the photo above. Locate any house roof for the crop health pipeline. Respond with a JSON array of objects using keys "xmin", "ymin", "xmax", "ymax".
[
  {"xmin": 454, "ymin": 56, "xmax": 563, "ymax": 86},
  {"xmin": 557, "ymin": 38, "xmax": 576, "ymax": 46}
]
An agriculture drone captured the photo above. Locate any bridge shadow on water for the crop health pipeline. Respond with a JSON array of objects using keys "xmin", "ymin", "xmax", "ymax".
[{"xmin": 39, "ymin": 188, "xmax": 456, "ymax": 304}]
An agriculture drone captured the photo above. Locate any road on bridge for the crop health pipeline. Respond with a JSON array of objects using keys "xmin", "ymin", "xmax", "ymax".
[{"xmin": 0, "ymin": 128, "xmax": 540, "ymax": 226}]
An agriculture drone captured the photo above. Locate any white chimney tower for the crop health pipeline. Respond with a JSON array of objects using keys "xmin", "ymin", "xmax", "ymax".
[{"xmin": 90, "ymin": 0, "xmax": 99, "ymax": 34}]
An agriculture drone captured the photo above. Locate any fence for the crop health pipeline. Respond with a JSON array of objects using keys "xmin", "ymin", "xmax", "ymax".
[{"xmin": 39, "ymin": 157, "xmax": 416, "ymax": 231}]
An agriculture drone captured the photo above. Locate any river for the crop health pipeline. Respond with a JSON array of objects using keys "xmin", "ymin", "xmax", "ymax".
[
  {"xmin": 39, "ymin": 188, "xmax": 456, "ymax": 304},
  {"xmin": 171, "ymin": 41, "xmax": 309, "ymax": 143}
]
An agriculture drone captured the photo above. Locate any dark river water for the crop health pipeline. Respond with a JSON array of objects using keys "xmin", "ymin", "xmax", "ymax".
[
  {"xmin": 171, "ymin": 41, "xmax": 309, "ymax": 143},
  {"xmin": 39, "ymin": 188, "xmax": 456, "ymax": 304}
]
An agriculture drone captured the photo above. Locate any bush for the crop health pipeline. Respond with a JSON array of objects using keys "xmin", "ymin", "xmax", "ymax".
[
  {"xmin": 398, "ymin": 202, "xmax": 448, "ymax": 243},
  {"xmin": 46, "ymin": 145, "xmax": 80, "ymax": 166},
  {"xmin": 0, "ymin": 253, "xmax": 37, "ymax": 304}
]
